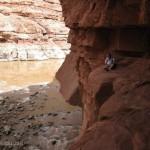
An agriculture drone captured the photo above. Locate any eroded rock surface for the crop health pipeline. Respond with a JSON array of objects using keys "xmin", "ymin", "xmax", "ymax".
[
  {"xmin": 56, "ymin": 0, "xmax": 150, "ymax": 150},
  {"xmin": 0, "ymin": 0, "xmax": 70, "ymax": 60}
]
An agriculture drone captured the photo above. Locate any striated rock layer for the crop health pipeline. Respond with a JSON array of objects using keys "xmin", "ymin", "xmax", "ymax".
[
  {"xmin": 56, "ymin": 0, "xmax": 150, "ymax": 150},
  {"xmin": 0, "ymin": 0, "xmax": 70, "ymax": 60}
]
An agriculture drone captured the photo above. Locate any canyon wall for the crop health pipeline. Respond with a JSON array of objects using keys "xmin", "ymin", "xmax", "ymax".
[
  {"xmin": 0, "ymin": 0, "xmax": 70, "ymax": 61},
  {"xmin": 57, "ymin": 0, "xmax": 150, "ymax": 150}
]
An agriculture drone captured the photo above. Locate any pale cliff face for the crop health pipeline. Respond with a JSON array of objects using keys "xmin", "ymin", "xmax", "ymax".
[{"xmin": 0, "ymin": 0, "xmax": 70, "ymax": 60}]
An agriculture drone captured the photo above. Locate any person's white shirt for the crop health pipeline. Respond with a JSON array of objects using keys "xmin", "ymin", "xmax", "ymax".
[{"xmin": 105, "ymin": 57, "xmax": 115, "ymax": 66}]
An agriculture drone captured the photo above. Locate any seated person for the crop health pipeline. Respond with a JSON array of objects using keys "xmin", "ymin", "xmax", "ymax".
[{"xmin": 104, "ymin": 53, "xmax": 116, "ymax": 71}]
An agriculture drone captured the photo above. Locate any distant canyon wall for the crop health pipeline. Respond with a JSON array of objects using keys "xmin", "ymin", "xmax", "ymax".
[{"xmin": 0, "ymin": 0, "xmax": 70, "ymax": 61}]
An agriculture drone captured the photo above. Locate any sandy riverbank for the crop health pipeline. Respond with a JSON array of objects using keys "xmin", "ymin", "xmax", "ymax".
[{"xmin": 0, "ymin": 82, "xmax": 82, "ymax": 150}]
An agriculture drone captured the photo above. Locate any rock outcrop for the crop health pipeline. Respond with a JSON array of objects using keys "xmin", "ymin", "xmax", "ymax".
[
  {"xmin": 0, "ymin": 0, "xmax": 70, "ymax": 61},
  {"xmin": 56, "ymin": 0, "xmax": 150, "ymax": 150}
]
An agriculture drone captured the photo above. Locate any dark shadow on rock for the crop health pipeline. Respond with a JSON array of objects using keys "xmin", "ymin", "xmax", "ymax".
[{"xmin": 96, "ymin": 81, "xmax": 114, "ymax": 106}]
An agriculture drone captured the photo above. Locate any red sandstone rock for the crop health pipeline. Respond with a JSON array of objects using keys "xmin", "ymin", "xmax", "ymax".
[
  {"xmin": 70, "ymin": 109, "xmax": 150, "ymax": 150},
  {"xmin": 56, "ymin": 0, "xmax": 150, "ymax": 149},
  {"xmin": 60, "ymin": 0, "xmax": 150, "ymax": 28},
  {"xmin": 56, "ymin": 51, "xmax": 81, "ymax": 106}
]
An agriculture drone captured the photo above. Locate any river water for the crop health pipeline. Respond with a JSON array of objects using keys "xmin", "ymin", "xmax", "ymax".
[
  {"xmin": 0, "ymin": 59, "xmax": 64, "ymax": 93},
  {"xmin": 0, "ymin": 60, "xmax": 82, "ymax": 150},
  {"xmin": 0, "ymin": 59, "xmax": 80, "ymax": 112}
]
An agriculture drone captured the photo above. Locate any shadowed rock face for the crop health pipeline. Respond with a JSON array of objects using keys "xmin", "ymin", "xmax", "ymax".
[
  {"xmin": 56, "ymin": 0, "xmax": 150, "ymax": 150},
  {"xmin": 0, "ymin": 0, "xmax": 70, "ymax": 60}
]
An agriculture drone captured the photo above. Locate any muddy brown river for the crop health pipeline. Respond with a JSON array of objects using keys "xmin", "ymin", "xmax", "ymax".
[
  {"xmin": 0, "ymin": 59, "xmax": 80, "ymax": 112},
  {"xmin": 0, "ymin": 59, "xmax": 82, "ymax": 150},
  {"xmin": 0, "ymin": 59, "xmax": 64, "ymax": 92}
]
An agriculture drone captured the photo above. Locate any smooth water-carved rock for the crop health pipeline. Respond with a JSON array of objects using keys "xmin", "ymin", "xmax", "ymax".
[
  {"xmin": 57, "ymin": 0, "xmax": 150, "ymax": 149},
  {"xmin": 0, "ymin": 0, "xmax": 70, "ymax": 60},
  {"xmin": 56, "ymin": 51, "xmax": 81, "ymax": 106}
]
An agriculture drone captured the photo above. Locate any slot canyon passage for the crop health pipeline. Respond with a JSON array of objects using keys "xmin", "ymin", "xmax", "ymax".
[
  {"xmin": 56, "ymin": 0, "xmax": 150, "ymax": 150},
  {"xmin": 0, "ymin": 0, "xmax": 82, "ymax": 150}
]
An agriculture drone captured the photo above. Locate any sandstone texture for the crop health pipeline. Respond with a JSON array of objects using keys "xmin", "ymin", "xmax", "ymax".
[
  {"xmin": 0, "ymin": 0, "xmax": 70, "ymax": 60},
  {"xmin": 56, "ymin": 0, "xmax": 150, "ymax": 150}
]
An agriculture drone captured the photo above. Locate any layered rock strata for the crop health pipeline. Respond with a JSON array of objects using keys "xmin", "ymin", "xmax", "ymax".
[
  {"xmin": 56, "ymin": 0, "xmax": 150, "ymax": 149},
  {"xmin": 0, "ymin": 0, "xmax": 70, "ymax": 60}
]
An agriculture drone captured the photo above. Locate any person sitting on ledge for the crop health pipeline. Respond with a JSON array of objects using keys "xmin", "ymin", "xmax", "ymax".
[{"xmin": 104, "ymin": 53, "xmax": 116, "ymax": 71}]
